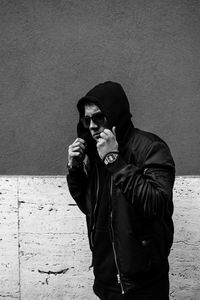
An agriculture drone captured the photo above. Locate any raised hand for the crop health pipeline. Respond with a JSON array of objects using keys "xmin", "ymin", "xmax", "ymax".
[
  {"xmin": 96, "ymin": 126, "xmax": 119, "ymax": 160},
  {"xmin": 68, "ymin": 138, "xmax": 86, "ymax": 168}
]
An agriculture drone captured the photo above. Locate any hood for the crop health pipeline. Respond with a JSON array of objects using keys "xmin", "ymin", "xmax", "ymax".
[{"xmin": 77, "ymin": 81, "xmax": 134, "ymax": 161}]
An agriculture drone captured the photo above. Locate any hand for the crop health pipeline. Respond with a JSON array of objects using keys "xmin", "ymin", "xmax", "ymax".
[
  {"xmin": 96, "ymin": 127, "xmax": 119, "ymax": 160},
  {"xmin": 68, "ymin": 138, "xmax": 86, "ymax": 168}
]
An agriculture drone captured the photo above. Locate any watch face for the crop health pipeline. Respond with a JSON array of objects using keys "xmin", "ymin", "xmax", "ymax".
[
  {"xmin": 105, "ymin": 153, "xmax": 118, "ymax": 165},
  {"xmin": 108, "ymin": 153, "xmax": 116, "ymax": 162}
]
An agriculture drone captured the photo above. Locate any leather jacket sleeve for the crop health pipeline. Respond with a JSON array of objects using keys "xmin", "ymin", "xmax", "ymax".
[
  {"xmin": 67, "ymin": 165, "xmax": 88, "ymax": 214},
  {"xmin": 106, "ymin": 141, "xmax": 175, "ymax": 217}
]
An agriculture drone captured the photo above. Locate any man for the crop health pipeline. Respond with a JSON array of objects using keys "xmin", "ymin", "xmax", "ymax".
[{"xmin": 67, "ymin": 81, "xmax": 175, "ymax": 300}]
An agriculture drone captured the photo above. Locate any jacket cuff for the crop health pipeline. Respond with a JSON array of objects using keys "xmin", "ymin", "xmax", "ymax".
[{"xmin": 105, "ymin": 154, "xmax": 130, "ymax": 174}]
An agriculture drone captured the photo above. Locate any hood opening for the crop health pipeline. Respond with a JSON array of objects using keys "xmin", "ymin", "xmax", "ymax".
[{"xmin": 77, "ymin": 81, "xmax": 134, "ymax": 160}]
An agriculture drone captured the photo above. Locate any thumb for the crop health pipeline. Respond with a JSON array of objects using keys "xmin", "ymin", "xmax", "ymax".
[{"xmin": 112, "ymin": 126, "xmax": 116, "ymax": 137}]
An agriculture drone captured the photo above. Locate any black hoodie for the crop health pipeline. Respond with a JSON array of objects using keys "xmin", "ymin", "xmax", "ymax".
[
  {"xmin": 67, "ymin": 81, "xmax": 175, "ymax": 294},
  {"xmin": 77, "ymin": 82, "xmax": 132, "ymax": 289},
  {"xmin": 77, "ymin": 81, "xmax": 134, "ymax": 161}
]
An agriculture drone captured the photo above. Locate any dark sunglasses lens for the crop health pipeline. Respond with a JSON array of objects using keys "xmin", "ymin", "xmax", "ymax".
[
  {"xmin": 81, "ymin": 113, "xmax": 106, "ymax": 128},
  {"xmin": 93, "ymin": 113, "xmax": 105, "ymax": 126}
]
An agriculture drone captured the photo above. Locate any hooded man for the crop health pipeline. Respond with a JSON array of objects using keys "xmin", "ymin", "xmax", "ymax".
[{"xmin": 67, "ymin": 81, "xmax": 175, "ymax": 300}]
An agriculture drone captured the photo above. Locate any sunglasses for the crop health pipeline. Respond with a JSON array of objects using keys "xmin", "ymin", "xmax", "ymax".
[{"xmin": 81, "ymin": 112, "xmax": 107, "ymax": 129}]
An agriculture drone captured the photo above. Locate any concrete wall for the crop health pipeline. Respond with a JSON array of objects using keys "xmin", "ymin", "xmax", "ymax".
[
  {"xmin": 0, "ymin": 176, "xmax": 200, "ymax": 299},
  {"xmin": 0, "ymin": 0, "xmax": 200, "ymax": 175}
]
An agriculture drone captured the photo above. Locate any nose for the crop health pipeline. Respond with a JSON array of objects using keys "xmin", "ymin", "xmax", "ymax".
[{"xmin": 89, "ymin": 119, "xmax": 98, "ymax": 130}]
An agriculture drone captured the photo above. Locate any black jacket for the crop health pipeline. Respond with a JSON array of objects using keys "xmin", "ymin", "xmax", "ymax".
[{"xmin": 67, "ymin": 81, "xmax": 175, "ymax": 294}]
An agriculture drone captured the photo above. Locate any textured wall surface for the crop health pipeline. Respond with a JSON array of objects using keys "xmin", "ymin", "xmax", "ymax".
[
  {"xmin": 0, "ymin": 176, "xmax": 199, "ymax": 299},
  {"xmin": 0, "ymin": 0, "xmax": 200, "ymax": 175}
]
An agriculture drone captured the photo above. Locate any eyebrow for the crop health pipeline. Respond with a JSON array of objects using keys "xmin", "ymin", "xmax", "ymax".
[{"xmin": 84, "ymin": 110, "xmax": 101, "ymax": 117}]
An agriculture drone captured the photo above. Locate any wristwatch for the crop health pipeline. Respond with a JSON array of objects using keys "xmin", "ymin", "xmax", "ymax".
[{"xmin": 104, "ymin": 152, "xmax": 119, "ymax": 165}]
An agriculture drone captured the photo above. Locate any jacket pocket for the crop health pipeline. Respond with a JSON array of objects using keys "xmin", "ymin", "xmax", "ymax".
[{"xmin": 140, "ymin": 236, "xmax": 162, "ymax": 267}]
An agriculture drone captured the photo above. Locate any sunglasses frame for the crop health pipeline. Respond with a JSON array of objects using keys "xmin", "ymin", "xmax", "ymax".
[{"xmin": 81, "ymin": 112, "xmax": 107, "ymax": 129}]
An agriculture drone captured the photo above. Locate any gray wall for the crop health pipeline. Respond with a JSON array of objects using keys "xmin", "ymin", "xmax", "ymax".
[{"xmin": 0, "ymin": 0, "xmax": 200, "ymax": 175}]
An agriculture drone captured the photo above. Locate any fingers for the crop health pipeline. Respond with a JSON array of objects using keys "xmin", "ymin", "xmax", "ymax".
[
  {"xmin": 100, "ymin": 128, "xmax": 116, "ymax": 139},
  {"xmin": 70, "ymin": 138, "xmax": 86, "ymax": 150},
  {"xmin": 74, "ymin": 138, "xmax": 86, "ymax": 147},
  {"xmin": 71, "ymin": 146, "xmax": 84, "ymax": 153},
  {"xmin": 99, "ymin": 131, "xmax": 108, "ymax": 139},
  {"xmin": 69, "ymin": 151, "xmax": 83, "ymax": 157},
  {"xmin": 102, "ymin": 129, "xmax": 111, "ymax": 136},
  {"xmin": 74, "ymin": 138, "xmax": 86, "ymax": 144},
  {"xmin": 68, "ymin": 138, "xmax": 87, "ymax": 168},
  {"xmin": 68, "ymin": 138, "xmax": 86, "ymax": 157},
  {"xmin": 96, "ymin": 137, "xmax": 105, "ymax": 145},
  {"xmin": 68, "ymin": 144, "xmax": 84, "ymax": 152},
  {"xmin": 112, "ymin": 126, "xmax": 116, "ymax": 136},
  {"xmin": 71, "ymin": 143, "xmax": 85, "ymax": 152}
]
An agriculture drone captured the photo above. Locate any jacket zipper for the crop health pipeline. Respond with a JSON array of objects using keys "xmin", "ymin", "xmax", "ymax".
[
  {"xmin": 110, "ymin": 177, "xmax": 125, "ymax": 294},
  {"xmin": 90, "ymin": 164, "xmax": 99, "ymax": 248}
]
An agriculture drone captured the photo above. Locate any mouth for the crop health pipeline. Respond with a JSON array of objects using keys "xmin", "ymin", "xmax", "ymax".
[{"xmin": 93, "ymin": 132, "xmax": 101, "ymax": 139}]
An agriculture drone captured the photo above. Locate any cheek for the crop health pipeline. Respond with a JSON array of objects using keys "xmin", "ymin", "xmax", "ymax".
[{"xmin": 99, "ymin": 126, "xmax": 106, "ymax": 132}]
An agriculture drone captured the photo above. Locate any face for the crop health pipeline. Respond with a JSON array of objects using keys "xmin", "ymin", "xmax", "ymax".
[{"xmin": 84, "ymin": 104, "xmax": 108, "ymax": 141}]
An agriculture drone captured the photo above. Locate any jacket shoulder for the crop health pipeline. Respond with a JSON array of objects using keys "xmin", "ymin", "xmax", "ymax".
[
  {"xmin": 134, "ymin": 128, "xmax": 166, "ymax": 146},
  {"xmin": 132, "ymin": 128, "xmax": 168, "ymax": 156},
  {"xmin": 131, "ymin": 128, "xmax": 175, "ymax": 171}
]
